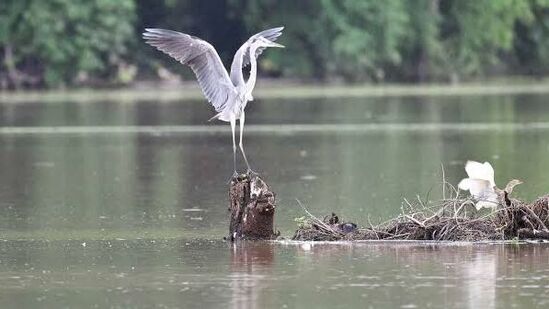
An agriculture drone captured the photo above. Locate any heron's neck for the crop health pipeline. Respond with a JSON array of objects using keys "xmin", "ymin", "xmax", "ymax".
[
  {"xmin": 230, "ymin": 45, "xmax": 246, "ymax": 87},
  {"xmin": 245, "ymin": 45, "xmax": 259, "ymax": 96}
]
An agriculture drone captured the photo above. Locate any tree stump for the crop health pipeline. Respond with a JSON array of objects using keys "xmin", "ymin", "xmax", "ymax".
[{"xmin": 228, "ymin": 173, "xmax": 277, "ymax": 241}]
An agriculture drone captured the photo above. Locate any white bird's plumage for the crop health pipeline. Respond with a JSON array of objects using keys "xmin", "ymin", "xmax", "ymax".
[
  {"xmin": 143, "ymin": 27, "xmax": 284, "ymax": 174},
  {"xmin": 458, "ymin": 160, "xmax": 498, "ymax": 210},
  {"xmin": 142, "ymin": 28, "xmax": 236, "ymax": 113},
  {"xmin": 464, "ymin": 161, "xmax": 495, "ymax": 187},
  {"xmin": 229, "ymin": 27, "xmax": 284, "ymax": 88}
]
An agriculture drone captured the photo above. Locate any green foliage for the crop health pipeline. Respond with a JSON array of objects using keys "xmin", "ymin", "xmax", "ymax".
[
  {"xmin": 231, "ymin": 0, "xmax": 549, "ymax": 82},
  {"xmin": 439, "ymin": 0, "xmax": 533, "ymax": 77},
  {"xmin": 228, "ymin": 0, "xmax": 327, "ymax": 78},
  {"xmin": 322, "ymin": 0, "xmax": 409, "ymax": 81},
  {"xmin": 0, "ymin": 0, "xmax": 135, "ymax": 88},
  {"xmin": 3, "ymin": 0, "xmax": 549, "ymax": 88},
  {"xmin": 513, "ymin": 0, "xmax": 549, "ymax": 74},
  {"xmin": 398, "ymin": 0, "xmax": 441, "ymax": 81},
  {"xmin": 229, "ymin": 0, "xmax": 410, "ymax": 81}
]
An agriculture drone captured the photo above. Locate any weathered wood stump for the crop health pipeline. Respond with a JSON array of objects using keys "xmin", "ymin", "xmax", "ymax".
[{"xmin": 228, "ymin": 173, "xmax": 277, "ymax": 241}]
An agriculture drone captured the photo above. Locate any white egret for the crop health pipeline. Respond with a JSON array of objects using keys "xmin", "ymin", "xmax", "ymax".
[{"xmin": 458, "ymin": 161, "xmax": 499, "ymax": 210}]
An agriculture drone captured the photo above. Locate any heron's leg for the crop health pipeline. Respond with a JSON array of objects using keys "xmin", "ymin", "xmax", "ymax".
[
  {"xmin": 230, "ymin": 115, "xmax": 238, "ymax": 178},
  {"xmin": 238, "ymin": 112, "xmax": 255, "ymax": 175}
]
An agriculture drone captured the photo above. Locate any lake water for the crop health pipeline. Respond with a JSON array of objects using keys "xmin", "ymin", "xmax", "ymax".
[{"xmin": 0, "ymin": 91, "xmax": 549, "ymax": 308}]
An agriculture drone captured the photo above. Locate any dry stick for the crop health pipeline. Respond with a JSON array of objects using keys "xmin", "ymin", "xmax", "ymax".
[
  {"xmin": 426, "ymin": 199, "xmax": 450, "ymax": 218},
  {"xmin": 416, "ymin": 195, "xmax": 426, "ymax": 208},
  {"xmin": 425, "ymin": 199, "xmax": 445, "ymax": 212},
  {"xmin": 447, "ymin": 182, "xmax": 459, "ymax": 200},
  {"xmin": 403, "ymin": 198, "xmax": 414, "ymax": 213},
  {"xmin": 436, "ymin": 225, "xmax": 446, "ymax": 240},
  {"xmin": 522, "ymin": 206, "xmax": 549, "ymax": 232},
  {"xmin": 441, "ymin": 163, "xmax": 446, "ymax": 200},
  {"xmin": 422, "ymin": 212, "xmax": 440, "ymax": 225},
  {"xmin": 454, "ymin": 200, "xmax": 474, "ymax": 220},
  {"xmin": 367, "ymin": 215, "xmax": 380, "ymax": 240},
  {"xmin": 378, "ymin": 211, "xmax": 409, "ymax": 228},
  {"xmin": 440, "ymin": 224, "xmax": 458, "ymax": 240},
  {"xmin": 541, "ymin": 211, "xmax": 549, "ymax": 224},
  {"xmin": 405, "ymin": 215, "xmax": 426, "ymax": 228},
  {"xmin": 500, "ymin": 205, "xmax": 516, "ymax": 233},
  {"xmin": 522, "ymin": 215, "xmax": 536, "ymax": 231},
  {"xmin": 449, "ymin": 224, "xmax": 461, "ymax": 240},
  {"xmin": 295, "ymin": 199, "xmax": 343, "ymax": 236},
  {"xmin": 431, "ymin": 230, "xmax": 437, "ymax": 239},
  {"xmin": 385, "ymin": 233, "xmax": 411, "ymax": 240},
  {"xmin": 452, "ymin": 199, "xmax": 459, "ymax": 218}
]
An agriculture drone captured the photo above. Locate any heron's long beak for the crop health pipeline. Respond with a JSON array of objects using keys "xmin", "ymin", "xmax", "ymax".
[{"xmin": 267, "ymin": 41, "xmax": 285, "ymax": 48}]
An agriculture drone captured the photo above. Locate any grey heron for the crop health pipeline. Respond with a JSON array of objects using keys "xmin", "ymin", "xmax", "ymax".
[{"xmin": 143, "ymin": 27, "xmax": 284, "ymax": 176}]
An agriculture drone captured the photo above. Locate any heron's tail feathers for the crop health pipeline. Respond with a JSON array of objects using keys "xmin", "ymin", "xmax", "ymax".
[{"xmin": 208, "ymin": 112, "xmax": 222, "ymax": 122}]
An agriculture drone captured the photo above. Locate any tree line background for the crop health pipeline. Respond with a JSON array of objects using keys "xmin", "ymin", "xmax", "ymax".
[{"xmin": 1, "ymin": 0, "xmax": 549, "ymax": 89}]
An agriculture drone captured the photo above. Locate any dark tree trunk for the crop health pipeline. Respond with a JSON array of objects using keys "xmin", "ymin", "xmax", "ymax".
[
  {"xmin": 3, "ymin": 44, "xmax": 21, "ymax": 90},
  {"xmin": 228, "ymin": 174, "xmax": 277, "ymax": 241}
]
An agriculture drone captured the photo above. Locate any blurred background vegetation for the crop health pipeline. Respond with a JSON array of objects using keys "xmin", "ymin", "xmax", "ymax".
[{"xmin": 1, "ymin": 0, "xmax": 549, "ymax": 89}]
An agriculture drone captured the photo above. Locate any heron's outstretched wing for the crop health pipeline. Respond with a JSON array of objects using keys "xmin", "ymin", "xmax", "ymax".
[
  {"xmin": 143, "ymin": 28, "xmax": 235, "ymax": 112},
  {"xmin": 241, "ymin": 27, "xmax": 284, "ymax": 67},
  {"xmin": 230, "ymin": 27, "xmax": 284, "ymax": 86}
]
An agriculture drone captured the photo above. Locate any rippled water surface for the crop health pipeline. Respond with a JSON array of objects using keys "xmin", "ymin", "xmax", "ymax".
[{"xmin": 1, "ymin": 92, "xmax": 549, "ymax": 308}]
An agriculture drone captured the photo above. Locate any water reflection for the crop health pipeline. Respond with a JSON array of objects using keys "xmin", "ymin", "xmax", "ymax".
[
  {"xmin": 281, "ymin": 242, "xmax": 549, "ymax": 308},
  {"xmin": 230, "ymin": 242, "xmax": 274, "ymax": 309},
  {"xmin": 0, "ymin": 239, "xmax": 548, "ymax": 307},
  {"xmin": 465, "ymin": 251, "xmax": 496, "ymax": 309}
]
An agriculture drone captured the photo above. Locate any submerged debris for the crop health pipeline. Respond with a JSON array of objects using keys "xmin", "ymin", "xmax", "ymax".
[{"xmin": 292, "ymin": 195, "xmax": 549, "ymax": 242}]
